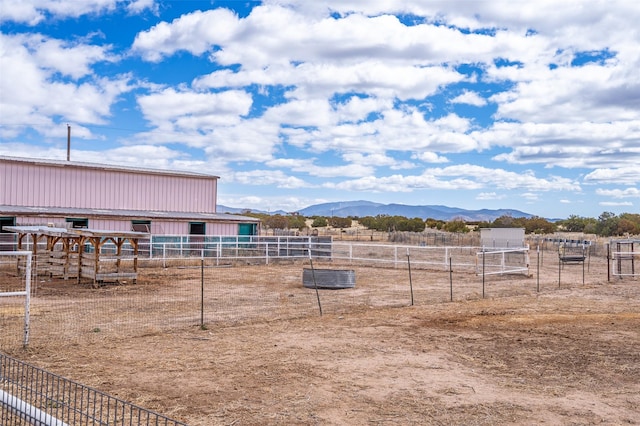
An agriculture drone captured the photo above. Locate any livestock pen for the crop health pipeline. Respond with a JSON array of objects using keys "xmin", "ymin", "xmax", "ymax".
[{"xmin": 3, "ymin": 239, "xmax": 636, "ymax": 426}]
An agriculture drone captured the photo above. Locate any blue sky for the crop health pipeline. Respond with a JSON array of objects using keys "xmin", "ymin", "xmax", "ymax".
[{"xmin": 1, "ymin": 0, "xmax": 639, "ymax": 219}]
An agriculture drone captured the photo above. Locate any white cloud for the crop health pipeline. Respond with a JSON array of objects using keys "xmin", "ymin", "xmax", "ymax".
[
  {"xmin": 127, "ymin": 0, "xmax": 156, "ymax": 15},
  {"xmin": 279, "ymin": 109, "xmax": 480, "ymax": 156},
  {"xmin": 266, "ymin": 157, "xmax": 373, "ymax": 178},
  {"xmin": 133, "ymin": 5, "xmax": 515, "ymax": 67},
  {"xmin": 0, "ymin": 33, "xmax": 131, "ymax": 136},
  {"xmin": 263, "ymin": 98, "xmax": 334, "ymax": 128},
  {"xmin": 0, "ymin": 0, "xmax": 152, "ymax": 25},
  {"xmin": 333, "ymin": 96, "xmax": 393, "ymax": 123},
  {"xmin": 450, "ymin": 90, "xmax": 487, "ymax": 107},
  {"xmin": 595, "ymin": 187, "xmax": 640, "ymax": 199},
  {"xmin": 476, "ymin": 192, "xmax": 505, "ymax": 200},
  {"xmin": 130, "ymin": 89, "xmax": 287, "ymax": 163},
  {"xmin": 201, "ymin": 119, "xmax": 281, "ymax": 163},
  {"xmin": 196, "ymin": 61, "xmax": 464, "ymax": 101},
  {"xmin": 230, "ymin": 170, "xmax": 309, "ymax": 189},
  {"xmin": 324, "ymin": 164, "xmax": 579, "ymax": 194},
  {"xmin": 412, "ymin": 152, "xmax": 449, "ymax": 163},
  {"xmin": 137, "ymin": 88, "xmax": 252, "ymax": 128},
  {"xmin": 599, "ymin": 201, "xmax": 633, "ymax": 207},
  {"xmin": 1, "ymin": 32, "xmax": 116, "ymax": 82},
  {"xmin": 490, "ymin": 64, "xmax": 640, "ymax": 124},
  {"xmin": 259, "ymin": 102, "xmax": 482, "ymax": 162},
  {"xmin": 485, "ymin": 121, "xmax": 640, "ymax": 170},
  {"xmin": 430, "ymin": 164, "xmax": 581, "ymax": 192},
  {"xmin": 327, "ymin": 173, "xmax": 481, "ymax": 192},
  {"xmin": 132, "ymin": 8, "xmax": 241, "ymax": 62},
  {"xmin": 0, "ymin": 0, "xmax": 44, "ymax": 25},
  {"xmin": 584, "ymin": 167, "xmax": 640, "ymax": 185},
  {"xmin": 342, "ymin": 152, "xmax": 415, "ymax": 170}
]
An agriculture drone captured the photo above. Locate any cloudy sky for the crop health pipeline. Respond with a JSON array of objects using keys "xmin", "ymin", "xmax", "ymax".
[{"xmin": 1, "ymin": 0, "xmax": 639, "ymax": 219}]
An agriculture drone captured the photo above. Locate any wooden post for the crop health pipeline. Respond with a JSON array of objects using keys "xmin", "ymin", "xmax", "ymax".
[
  {"xmin": 114, "ymin": 237, "xmax": 123, "ymax": 280},
  {"xmin": 131, "ymin": 238, "xmax": 139, "ymax": 284},
  {"xmin": 77, "ymin": 236, "xmax": 85, "ymax": 285},
  {"xmin": 16, "ymin": 233, "xmax": 26, "ymax": 273},
  {"xmin": 92, "ymin": 237, "xmax": 101, "ymax": 288}
]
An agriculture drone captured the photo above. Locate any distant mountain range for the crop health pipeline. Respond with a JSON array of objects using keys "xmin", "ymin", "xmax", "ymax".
[{"xmin": 219, "ymin": 200, "xmax": 535, "ymax": 222}]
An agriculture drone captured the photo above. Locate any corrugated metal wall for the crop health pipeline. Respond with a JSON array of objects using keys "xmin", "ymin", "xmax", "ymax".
[
  {"xmin": 13, "ymin": 216, "xmax": 241, "ymax": 236},
  {"xmin": 480, "ymin": 228, "xmax": 525, "ymax": 247},
  {"xmin": 1, "ymin": 161, "xmax": 217, "ymax": 213},
  {"xmin": 208, "ymin": 222, "xmax": 238, "ymax": 235}
]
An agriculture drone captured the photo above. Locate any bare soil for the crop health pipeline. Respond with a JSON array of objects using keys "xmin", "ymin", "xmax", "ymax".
[{"xmin": 4, "ymin": 255, "xmax": 640, "ymax": 425}]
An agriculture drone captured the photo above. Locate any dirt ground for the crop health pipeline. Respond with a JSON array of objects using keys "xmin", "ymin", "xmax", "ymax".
[{"xmin": 5, "ymin": 256, "xmax": 639, "ymax": 426}]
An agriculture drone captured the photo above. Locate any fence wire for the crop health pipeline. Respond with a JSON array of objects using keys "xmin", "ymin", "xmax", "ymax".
[
  {"xmin": 0, "ymin": 237, "xmax": 619, "ymax": 426},
  {"xmin": 1, "ymin": 239, "xmax": 613, "ymax": 352}
]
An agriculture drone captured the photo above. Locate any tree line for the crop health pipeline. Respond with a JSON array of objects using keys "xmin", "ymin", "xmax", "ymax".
[{"xmin": 238, "ymin": 211, "xmax": 640, "ymax": 238}]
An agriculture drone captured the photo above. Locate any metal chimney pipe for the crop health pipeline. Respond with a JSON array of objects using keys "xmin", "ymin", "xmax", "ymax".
[{"xmin": 66, "ymin": 124, "xmax": 71, "ymax": 161}]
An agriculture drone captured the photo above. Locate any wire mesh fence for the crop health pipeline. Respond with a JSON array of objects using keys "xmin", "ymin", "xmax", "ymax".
[
  {"xmin": 0, "ymin": 235, "xmax": 622, "ymax": 426},
  {"xmin": 0, "ymin": 352, "xmax": 188, "ymax": 426},
  {"xmin": 0, "ymin": 252, "xmax": 31, "ymax": 350},
  {"xmin": 1, "ymin": 237, "xmax": 613, "ymax": 353}
]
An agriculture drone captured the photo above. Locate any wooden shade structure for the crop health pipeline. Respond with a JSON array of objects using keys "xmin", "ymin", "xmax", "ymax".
[{"xmin": 3, "ymin": 226, "xmax": 148, "ymax": 287}]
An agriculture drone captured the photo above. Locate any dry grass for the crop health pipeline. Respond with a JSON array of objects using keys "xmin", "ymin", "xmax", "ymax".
[{"xmin": 2, "ymin": 253, "xmax": 640, "ymax": 425}]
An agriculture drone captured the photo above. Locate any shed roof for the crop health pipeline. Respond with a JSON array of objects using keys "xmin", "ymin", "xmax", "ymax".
[
  {"xmin": 2, "ymin": 225, "xmax": 150, "ymax": 239},
  {"xmin": 0, "ymin": 205, "xmax": 260, "ymax": 223}
]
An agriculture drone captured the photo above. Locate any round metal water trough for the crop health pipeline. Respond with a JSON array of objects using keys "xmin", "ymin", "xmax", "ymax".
[{"xmin": 302, "ymin": 268, "xmax": 356, "ymax": 289}]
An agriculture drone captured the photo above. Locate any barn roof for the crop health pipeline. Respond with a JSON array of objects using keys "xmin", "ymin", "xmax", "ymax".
[{"xmin": 0, "ymin": 155, "xmax": 219, "ymax": 180}]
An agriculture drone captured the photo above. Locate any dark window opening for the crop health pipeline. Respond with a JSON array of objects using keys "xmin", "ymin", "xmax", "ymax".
[
  {"xmin": 0, "ymin": 217, "xmax": 16, "ymax": 233},
  {"xmin": 65, "ymin": 218, "xmax": 88, "ymax": 229},
  {"xmin": 132, "ymin": 220, "xmax": 151, "ymax": 233},
  {"xmin": 0, "ymin": 217, "xmax": 16, "ymax": 251},
  {"xmin": 189, "ymin": 222, "xmax": 206, "ymax": 235}
]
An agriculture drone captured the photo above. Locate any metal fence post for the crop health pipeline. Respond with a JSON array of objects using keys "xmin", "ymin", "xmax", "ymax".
[
  {"xmin": 537, "ymin": 245, "xmax": 540, "ymax": 292},
  {"xmin": 200, "ymin": 258, "xmax": 205, "ymax": 329},
  {"xmin": 449, "ymin": 255, "xmax": 453, "ymax": 302},
  {"xmin": 407, "ymin": 249, "xmax": 414, "ymax": 306},
  {"xmin": 308, "ymin": 250, "xmax": 322, "ymax": 316},
  {"xmin": 482, "ymin": 246, "xmax": 486, "ymax": 298},
  {"xmin": 24, "ymin": 252, "xmax": 32, "ymax": 348}
]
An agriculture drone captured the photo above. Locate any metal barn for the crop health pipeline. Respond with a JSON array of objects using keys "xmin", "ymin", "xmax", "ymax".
[{"xmin": 0, "ymin": 156, "xmax": 259, "ymax": 243}]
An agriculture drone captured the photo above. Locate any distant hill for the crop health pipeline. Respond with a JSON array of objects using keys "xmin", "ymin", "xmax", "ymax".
[
  {"xmin": 298, "ymin": 201, "xmax": 533, "ymax": 222},
  {"xmin": 219, "ymin": 200, "xmax": 534, "ymax": 222}
]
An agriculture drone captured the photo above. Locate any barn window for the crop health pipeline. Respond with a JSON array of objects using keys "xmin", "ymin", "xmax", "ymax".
[
  {"xmin": 0, "ymin": 217, "xmax": 16, "ymax": 251},
  {"xmin": 65, "ymin": 218, "xmax": 88, "ymax": 228},
  {"xmin": 131, "ymin": 220, "xmax": 151, "ymax": 233},
  {"xmin": 0, "ymin": 217, "xmax": 15, "ymax": 233},
  {"xmin": 189, "ymin": 222, "xmax": 206, "ymax": 235}
]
